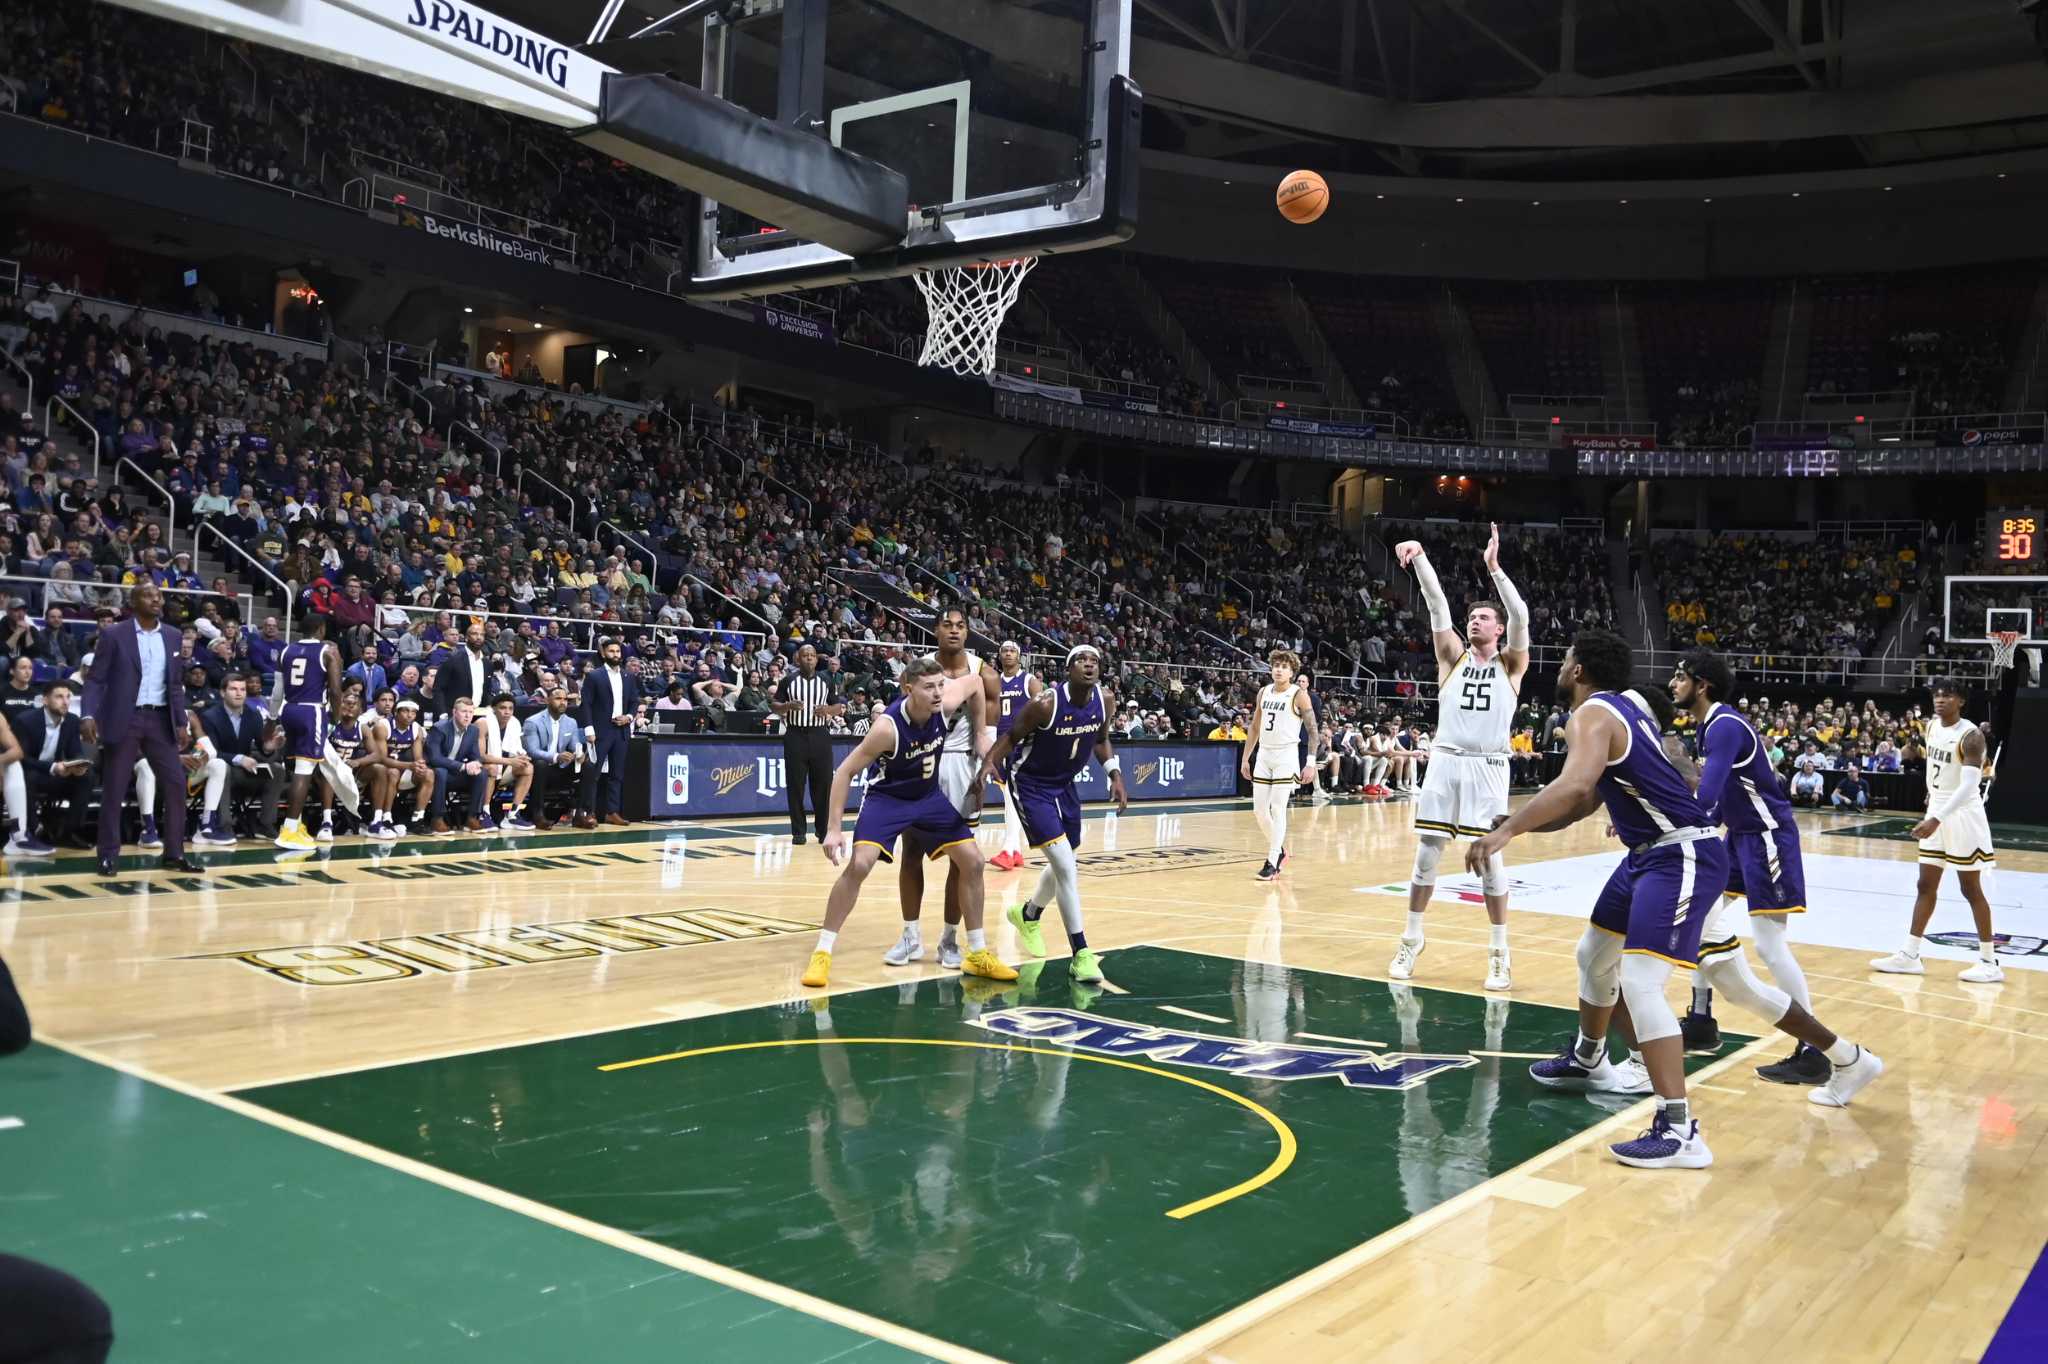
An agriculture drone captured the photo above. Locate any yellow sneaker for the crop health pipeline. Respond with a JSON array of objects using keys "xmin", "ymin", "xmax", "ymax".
[
  {"xmin": 801, "ymin": 950, "xmax": 832, "ymax": 989},
  {"xmin": 960, "ymin": 948, "xmax": 1018, "ymax": 982},
  {"xmin": 273, "ymin": 824, "xmax": 317, "ymax": 851}
]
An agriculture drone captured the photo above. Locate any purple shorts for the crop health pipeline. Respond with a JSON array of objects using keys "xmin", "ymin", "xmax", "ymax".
[
  {"xmin": 1013, "ymin": 775, "xmax": 1082, "ymax": 851},
  {"xmin": 851, "ymin": 788, "xmax": 974, "ymax": 863},
  {"xmin": 1588, "ymin": 836, "xmax": 1728, "ymax": 967},
  {"xmin": 1723, "ymin": 826, "xmax": 1806, "ymax": 914},
  {"xmin": 280, "ymin": 701, "xmax": 327, "ymax": 762}
]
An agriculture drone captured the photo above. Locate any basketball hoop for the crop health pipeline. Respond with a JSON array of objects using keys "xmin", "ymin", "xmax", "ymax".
[
  {"xmin": 1992, "ymin": 630, "xmax": 2021, "ymax": 672},
  {"xmin": 912, "ymin": 257, "xmax": 1038, "ymax": 377}
]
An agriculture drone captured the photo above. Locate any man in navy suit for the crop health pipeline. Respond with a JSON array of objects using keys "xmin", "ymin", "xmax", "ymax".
[
  {"xmin": 426, "ymin": 695, "xmax": 488, "ymax": 833},
  {"xmin": 196, "ymin": 673, "xmax": 287, "ymax": 842},
  {"xmin": 14, "ymin": 679, "xmax": 90, "ymax": 850},
  {"xmin": 575, "ymin": 636, "xmax": 640, "ymax": 827},
  {"xmin": 81, "ymin": 584, "xmax": 204, "ymax": 876}
]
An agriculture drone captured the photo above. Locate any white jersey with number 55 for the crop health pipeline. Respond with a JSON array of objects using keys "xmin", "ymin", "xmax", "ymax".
[{"xmin": 1434, "ymin": 650, "xmax": 1515, "ymax": 754}]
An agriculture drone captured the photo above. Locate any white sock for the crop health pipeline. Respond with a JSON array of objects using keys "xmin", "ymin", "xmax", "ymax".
[
  {"xmin": 1980, "ymin": 940, "xmax": 1997, "ymax": 964},
  {"xmin": 1489, "ymin": 922, "xmax": 1508, "ymax": 951},
  {"xmin": 939, "ymin": 924, "xmax": 958, "ymax": 943},
  {"xmin": 1404, "ymin": 910, "xmax": 1427, "ymax": 940},
  {"xmin": 1661, "ymin": 1097, "xmax": 1692, "ymax": 1129},
  {"xmin": 1573, "ymin": 1030, "xmax": 1605, "ymax": 1067},
  {"xmin": 322, "ymin": 809, "xmax": 334, "ymax": 825},
  {"xmin": 1628, "ymin": 1047, "xmax": 1644, "ymax": 1066},
  {"xmin": 283, "ymin": 817, "xmax": 301, "ymax": 833},
  {"xmin": 1824, "ymin": 1039, "xmax": 1859, "ymax": 1066},
  {"xmin": 815, "ymin": 929, "xmax": 838, "ymax": 953},
  {"xmin": 1902, "ymin": 934, "xmax": 1924, "ymax": 957},
  {"xmin": 966, "ymin": 929, "xmax": 987, "ymax": 951},
  {"xmin": 900, "ymin": 922, "xmax": 922, "ymax": 941}
]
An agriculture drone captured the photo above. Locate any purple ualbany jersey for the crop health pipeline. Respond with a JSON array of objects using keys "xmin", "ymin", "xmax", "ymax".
[
  {"xmin": 851, "ymin": 695, "xmax": 972, "ymax": 863},
  {"xmin": 1009, "ymin": 684, "xmax": 1105, "ymax": 850},
  {"xmin": 277, "ymin": 639, "xmax": 330, "ymax": 762},
  {"xmin": 327, "ymin": 719, "xmax": 363, "ymax": 764},
  {"xmin": 1698, "ymin": 701, "xmax": 1807, "ymax": 914},
  {"xmin": 996, "ymin": 670, "xmax": 1032, "ymax": 738},
  {"xmin": 1583, "ymin": 690, "xmax": 1728, "ymax": 966}
]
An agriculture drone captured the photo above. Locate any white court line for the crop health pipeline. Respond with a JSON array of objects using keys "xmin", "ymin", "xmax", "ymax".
[
  {"xmin": 1294, "ymin": 1030, "xmax": 1387, "ymax": 1049},
  {"xmin": 43, "ymin": 1036, "xmax": 1002, "ymax": 1364},
  {"xmin": 69, "ymin": 1031, "xmax": 158, "ymax": 1046},
  {"xmin": 1158, "ymin": 1004, "xmax": 1233, "ymax": 1025},
  {"xmin": 0, "ymin": 1116, "xmax": 23, "ymax": 1131},
  {"xmin": 1469, "ymin": 1050, "xmax": 1552, "ymax": 1060}
]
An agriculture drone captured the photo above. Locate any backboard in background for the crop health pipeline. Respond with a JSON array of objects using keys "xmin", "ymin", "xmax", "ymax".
[
  {"xmin": 1943, "ymin": 574, "xmax": 2048, "ymax": 644},
  {"xmin": 690, "ymin": 0, "xmax": 1137, "ymax": 299}
]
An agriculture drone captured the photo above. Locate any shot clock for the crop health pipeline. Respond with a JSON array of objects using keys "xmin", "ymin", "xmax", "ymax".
[{"xmin": 1988, "ymin": 509, "xmax": 2043, "ymax": 567}]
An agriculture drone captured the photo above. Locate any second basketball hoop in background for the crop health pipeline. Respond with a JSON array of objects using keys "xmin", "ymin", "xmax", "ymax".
[{"xmin": 1277, "ymin": 170, "xmax": 1329, "ymax": 223}]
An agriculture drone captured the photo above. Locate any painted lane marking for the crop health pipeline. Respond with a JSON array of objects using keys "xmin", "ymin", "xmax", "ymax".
[
  {"xmin": 1158, "ymin": 1004, "xmax": 1233, "ymax": 1025},
  {"xmin": 597, "ymin": 1037, "xmax": 1297, "ymax": 1220}
]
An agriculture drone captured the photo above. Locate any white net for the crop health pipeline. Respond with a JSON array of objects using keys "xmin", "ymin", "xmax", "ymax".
[
  {"xmin": 912, "ymin": 257, "xmax": 1038, "ymax": 377},
  {"xmin": 1992, "ymin": 630, "xmax": 2021, "ymax": 672}
]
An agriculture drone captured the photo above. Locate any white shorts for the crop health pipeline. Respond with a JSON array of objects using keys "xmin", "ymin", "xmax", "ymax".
[
  {"xmin": 939, "ymin": 751, "xmax": 981, "ymax": 826},
  {"xmin": 1414, "ymin": 751, "xmax": 1509, "ymax": 840},
  {"xmin": 1919, "ymin": 803, "xmax": 1996, "ymax": 870},
  {"xmin": 396, "ymin": 769, "xmax": 418, "ymax": 792},
  {"xmin": 1252, "ymin": 744, "xmax": 1299, "ymax": 786}
]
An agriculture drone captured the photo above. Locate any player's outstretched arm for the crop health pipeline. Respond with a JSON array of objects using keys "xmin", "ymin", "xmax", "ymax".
[
  {"xmin": 979, "ymin": 692, "xmax": 1051, "ymax": 787},
  {"xmin": 1395, "ymin": 539, "xmax": 1465, "ymax": 676},
  {"xmin": 1464, "ymin": 704, "xmax": 1616, "ymax": 873},
  {"xmin": 1482, "ymin": 523, "xmax": 1531, "ymax": 681},
  {"xmin": 821, "ymin": 717, "xmax": 896, "ymax": 864}
]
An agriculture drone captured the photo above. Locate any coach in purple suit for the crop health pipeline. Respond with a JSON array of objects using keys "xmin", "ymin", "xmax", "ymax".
[{"xmin": 81, "ymin": 584, "xmax": 205, "ymax": 878}]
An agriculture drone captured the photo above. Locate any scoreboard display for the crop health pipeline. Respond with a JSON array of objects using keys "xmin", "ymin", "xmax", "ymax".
[{"xmin": 1987, "ymin": 509, "xmax": 2043, "ymax": 566}]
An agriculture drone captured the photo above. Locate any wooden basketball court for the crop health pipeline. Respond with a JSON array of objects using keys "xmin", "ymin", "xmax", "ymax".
[{"xmin": 5, "ymin": 796, "xmax": 2044, "ymax": 1361}]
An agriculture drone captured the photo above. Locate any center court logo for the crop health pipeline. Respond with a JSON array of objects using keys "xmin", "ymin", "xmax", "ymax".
[
  {"xmin": 666, "ymin": 752, "xmax": 690, "ymax": 803},
  {"xmin": 1359, "ymin": 873, "xmax": 1561, "ymax": 906},
  {"xmin": 970, "ymin": 1008, "xmax": 1476, "ymax": 1091}
]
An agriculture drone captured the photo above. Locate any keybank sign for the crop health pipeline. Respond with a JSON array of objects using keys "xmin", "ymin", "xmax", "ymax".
[{"xmin": 405, "ymin": 0, "xmax": 572, "ymax": 88}]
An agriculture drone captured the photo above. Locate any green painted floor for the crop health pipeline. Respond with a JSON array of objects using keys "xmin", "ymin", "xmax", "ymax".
[
  {"xmin": 1, "ymin": 1044, "xmax": 920, "ymax": 1362},
  {"xmin": 239, "ymin": 947, "xmax": 1751, "ymax": 1363},
  {"xmin": 1823, "ymin": 815, "xmax": 2048, "ymax": 853}
]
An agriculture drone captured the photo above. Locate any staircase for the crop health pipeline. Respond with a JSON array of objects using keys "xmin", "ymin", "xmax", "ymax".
[
  {"xmin": 1278, "ymin": 280, "xmax": 1361, "ymax": 410},
  {"xmin": 1432, "ymin": 284, "xmax": 1498, "ymax": 434},
  {"xmin": 1113, "ymin": 260, "xmax": 1228, "ymax": 410},
  {"xmin": 1598, "ymin": 287, "xmax": 1647, "ymax": 422},
  {"xmin": 2002, "ymin": 265, "xmax": 2048, "ymax": 412},
  {"xmin": 1758, "ymin": 279, "xmax": 1813, "ymax": 422}
]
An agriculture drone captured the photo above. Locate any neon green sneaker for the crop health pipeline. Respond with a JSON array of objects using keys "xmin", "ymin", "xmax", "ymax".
[
  {"xmin": 1007, "ymin": 903, "xmax": 1047, "ymax": 958},
  {"xmin": 1070, "ymin": 947, "xmax": 1104, "ymax": 984}
]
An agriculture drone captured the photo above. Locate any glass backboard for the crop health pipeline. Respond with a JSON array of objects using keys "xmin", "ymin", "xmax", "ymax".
[{"xmin": 1943, "ymin": 574, "xmax": 2048, "ymax": 644}]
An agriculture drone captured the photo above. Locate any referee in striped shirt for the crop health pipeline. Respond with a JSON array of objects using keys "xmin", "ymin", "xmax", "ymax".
[{"xmin": 773, "ymin": 644, "xmax": 842, "ymax": 844}]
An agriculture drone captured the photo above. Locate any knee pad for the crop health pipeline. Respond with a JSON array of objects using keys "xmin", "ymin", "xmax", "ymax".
[
  {"xmin": 1576, "ymin": 926, "xmax": 1622, "ymax": 1006},
  {"xmin": 1698, "ymin": 951, "xmax": 1791, "ymax": 1025},
  {"xmin": 1619, "ymin": 954, "xmax": 1680, "ymax": 1043},
  {"xmin": 1411, "ymin": 835, "xmax": 1446, "ymax": 887},
  {"xmin": 1479, "ymin": 849, "xmax": 1510, "ymax": 898}
]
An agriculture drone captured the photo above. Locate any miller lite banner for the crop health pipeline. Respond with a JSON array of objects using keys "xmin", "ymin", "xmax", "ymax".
[{"xmin": 643, "ymin": 738, "xmax": 1239, "ymax": 819}]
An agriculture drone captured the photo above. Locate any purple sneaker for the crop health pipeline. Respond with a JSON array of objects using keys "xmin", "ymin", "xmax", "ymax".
[
  {"xmin": 476, "ymin": 813, "xmax": 498, "ymax": 833},
  {"xmin": 5, "ymin": 832, "xmax": 56, "ymax": 858},
  {"xmin": 1610, "ymin": 1113, "xmax": 1713, "ymax": 1169},
  {"xmin": 1529, "ymin": 1041, "xmax": 1620, "ymax": 1091}
]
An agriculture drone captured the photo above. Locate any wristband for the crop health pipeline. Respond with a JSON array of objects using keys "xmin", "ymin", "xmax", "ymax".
[{"xmin": 1100, "ymin": 754, "xmax": 1121, "ymax": 774}]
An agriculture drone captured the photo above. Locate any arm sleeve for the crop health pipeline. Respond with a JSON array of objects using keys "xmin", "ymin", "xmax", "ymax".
[
  {"xmin": 1694, "ymin": 716, "xmax": 1745, "ymax": 822},
  {"xmin": 1931, "ymin": 766, "xmax": 1983, "ymax": 820},
  {"xmin": 1490, "ymin": 567, "xmax": 1530, "ymax": 652},
  {"xmin": 1411, "ymin": 553, "xmax": 1453, "ymax": 633}
]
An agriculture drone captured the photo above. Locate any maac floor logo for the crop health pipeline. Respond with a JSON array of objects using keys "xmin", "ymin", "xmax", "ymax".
[
  {"xmin": 1358, "ymin": 872, "xmax": 1564, "ymax": 906},
  {"xmin": 1928, "ymin": 931, "xmax": 2048, "ymax": 957},
  {"xmin": 970, "ymin": 1006, "xmax": 1477, "ymax": 1091}
]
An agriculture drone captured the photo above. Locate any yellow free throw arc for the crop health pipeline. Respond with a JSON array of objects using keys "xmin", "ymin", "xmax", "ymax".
[{"xmin": 599, "ymin": 1036, "xmax": 1298, "ymax": 1219}]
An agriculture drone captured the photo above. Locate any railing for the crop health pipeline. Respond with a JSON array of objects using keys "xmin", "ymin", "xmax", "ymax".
[
  {"xmin": 1505, "ymin": 392, "xmax": 1610, "ymax": 413},
  {"xmin": 1633, "ymin": 571, "xmax": 1652, "ymax": 650},
  {"xmin": 0, "ymin": 256, "xmax": 18, "ymax": 296},
  {"xmin": 907, "ymin": 561, "xmax": 1063, "ymax": 651},
  {"xmin": 1235, "ymin": 373, "xmax": 1324, "ymax": 400},
  {"xmin": 343, "ymin": 146, "xmax": 446, "ymax": 192},
  {"xmin": 1803, "ymin": 389, "xmax": 1915, "ymax": 416},
  {"xmin": 1226, "ymin": 398, "xmax": 1407, "ymax": 436},
  {"xmin": 451, "ymin": 421, "xmax": 502, "ymax": 477},
  {"xmin": 366, "ymin": 172, "xmax": 577, "ymax": 260},
  {"xmin": 174, "ymin": 118, "xmax": 212, "ymax": 163},
  {"xmin": 382, "ymin": 371, "xmax": 435, "ymax": 427},
  {"xmin": 991, "ymin": 354, "xmax": 1163, "ymax": 407},
  {"xmin": 196, "ymin": 522, "xmax": 297, "ymax": 639},
  {"xmin": 595, "ymin": 519, "xmax": 660, "ymax": 572},
  {"xmin": 997, "ymin": 336, "xmax": 1072, "ymax": 369},
  {"xmin": 1481, "ymin": 414, "xmax": 1658, "ymax": 446},
  {"xmin": 117, "ymin": 457, "xmax": 178, "ymax": 550},
  {"xmin": 1751, "ymin": 410, "xmax": 2045, "ymax": 446},
  {"xmin": 1814, "ymin": 519, "xmax": 1928, "ymax": 541},
  {"xmin": 44, "ymin": 394, "xmax": 101, "ymax": 483},
  {"xmin": 682, "ymin": 573, "xmax": 779, "ymax": 640},
  {"xmin": 516, "ymin": 466, "xmax": 579, "ymax": 534},
  {"xmin": 382, "ymin": 599, "xmax": 766, "ymax": 652},
  {"xmin": 0, "ymin": 333, "xmax": 32, "ymax": 414},
  {"xmin": 0, "ymin": 571, "xmax": 253, "ymax": 630}
]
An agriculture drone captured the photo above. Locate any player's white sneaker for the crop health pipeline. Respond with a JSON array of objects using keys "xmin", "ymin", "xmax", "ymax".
[
  {"xmin": 1483, "ymin": 949, "xmax": 1511, "ymax": 992},
  {"xmin": 1388, "ymin": 937, "xmax": 1424, "ymax": 980},
  {"xmin": 1608, "ymin": 1056, "xmax": 1655, "ymax": 1095},
  {"xmin": 315, "ymin": 823, "xmax": 335, "ymax": 843},
  {"xmin": 882, "ymin": 928, "xmax": 924, "ymax": 966},
  {"xmin": 1869, "ymin": 950, "xmax": 1925, "ymax": 975},
  {"xmin": 1809, "ymin": 1046, "xmax": 1885, "ymax": 1108},
  {"xmin": 937, "ymin": 933, "xmax": 963, "ymax": 970},
  {"xmin": 1959, "ymin": 959, "xmax": 2006, "ymax": 985}
]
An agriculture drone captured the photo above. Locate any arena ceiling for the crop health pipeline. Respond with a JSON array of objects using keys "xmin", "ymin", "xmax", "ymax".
[{"xmin": 528, "ymin": 0, "xmax": 2048, "ymax": 189}]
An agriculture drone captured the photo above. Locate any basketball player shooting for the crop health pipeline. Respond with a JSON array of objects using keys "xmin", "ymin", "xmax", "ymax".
[{"xmin": 1389, "ymin": 525, "xmax": 1528, "ymax": 992}]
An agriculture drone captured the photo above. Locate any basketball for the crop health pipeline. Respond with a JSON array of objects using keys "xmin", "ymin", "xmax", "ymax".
[{"xmin": 1277, "ymin": 170, "xmax": 1329, "ymax": 224}]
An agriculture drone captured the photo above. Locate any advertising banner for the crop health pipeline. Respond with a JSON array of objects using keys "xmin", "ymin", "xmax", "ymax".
[
  {"xmin": 1569, "ymin": 433, "xmax": 1657, "ymax": 453},
  {"xmin": 1266, "ymin": 416, "xmax": 1376, "ymax": 439},
  {"xmin": 645, "ymin": 738, "xmax": 1239, "ymax": 819},
  {"xmin": 400, "ymin": 208, "xmax": 558, "ymax": 266},
  {"xmin": 753, "ymin": 303, "xmax": 834, "ymax": 344}
]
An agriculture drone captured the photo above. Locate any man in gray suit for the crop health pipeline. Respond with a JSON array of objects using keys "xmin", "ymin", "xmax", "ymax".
[{"xmin": 81, "ymin": 584, "xmax": 205, "ymax": 877}]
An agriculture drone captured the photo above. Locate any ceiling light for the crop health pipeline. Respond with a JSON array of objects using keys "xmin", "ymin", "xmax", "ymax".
[
  {"xmin": 1376, "ymin": 194, "xmax": 1385, "ymax": 200},
  {"xmin": 1791, "ymin": 192, "xmax": 1801, "ymax": 198},
  {"xmin": 1531, "ymin": 200, "xmax": 1540, "ymax": 206},
  {"xmin": 1454, "ymin": 197, "xmax": 1464, "ymax": 203},
  {"xmin": 1998, "ymin": 172, "xmax": 2009, "ymax": 179},
  {"xmin": 533, "ymin": 322, "xmax": 543, "ymax": 329},
  {"xmin": 1619, "ymin": 199, "xmax": 1628, "ymax": 204},
  {"xmin": 463, "ymin": 306, "xmax": 473, "ymax": 313},
  {"xmin": 1883, "ymin": 186, "xmax": 1892, "ymax": 191},
  {"xmin": 1702, "ymin": 197, "xmax": 1712, "ymax": 203}
]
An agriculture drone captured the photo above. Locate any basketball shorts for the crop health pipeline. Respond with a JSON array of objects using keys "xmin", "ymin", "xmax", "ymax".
[
  {"xmin": 1014, "ymin": 775, "xmax": 1083, "ymax": 851},
  {"xmin": 396, "ymin": 769, "xmax": 419, "ymax": 791},
  {"xmin": 852, "ymin": 788, "xmax": 974, "ymax": 864},
  {"xmin": 937, "ymin": 750, "xmax": 981, "ymax": 826},
  {"xmin": 1252, "ymin": 744, "xmax": 1298, "ymax": 785},
  {"xmin": 1721, "ymin": 825, "xmax": 1806, "ymax": 914},
  {"xmin": 280, "ymin": 701, "xmax": 327, "ymax": 762},
  {"xmin": 1589, "ymin": 834, "xmax": 1728, "ymax": 968},
  {"xmin": 1414, "ymin": 751, "xmax": 1509, "ymax": 840},
  {"xmin": 1918, "ymin": 803, "xmax": 1996, "ymax": 871}
]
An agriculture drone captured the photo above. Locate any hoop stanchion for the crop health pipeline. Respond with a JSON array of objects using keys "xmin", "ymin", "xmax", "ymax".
[{"xmin": 913, "ymin": 257, "xmax": 1038, "ymax": 377}]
